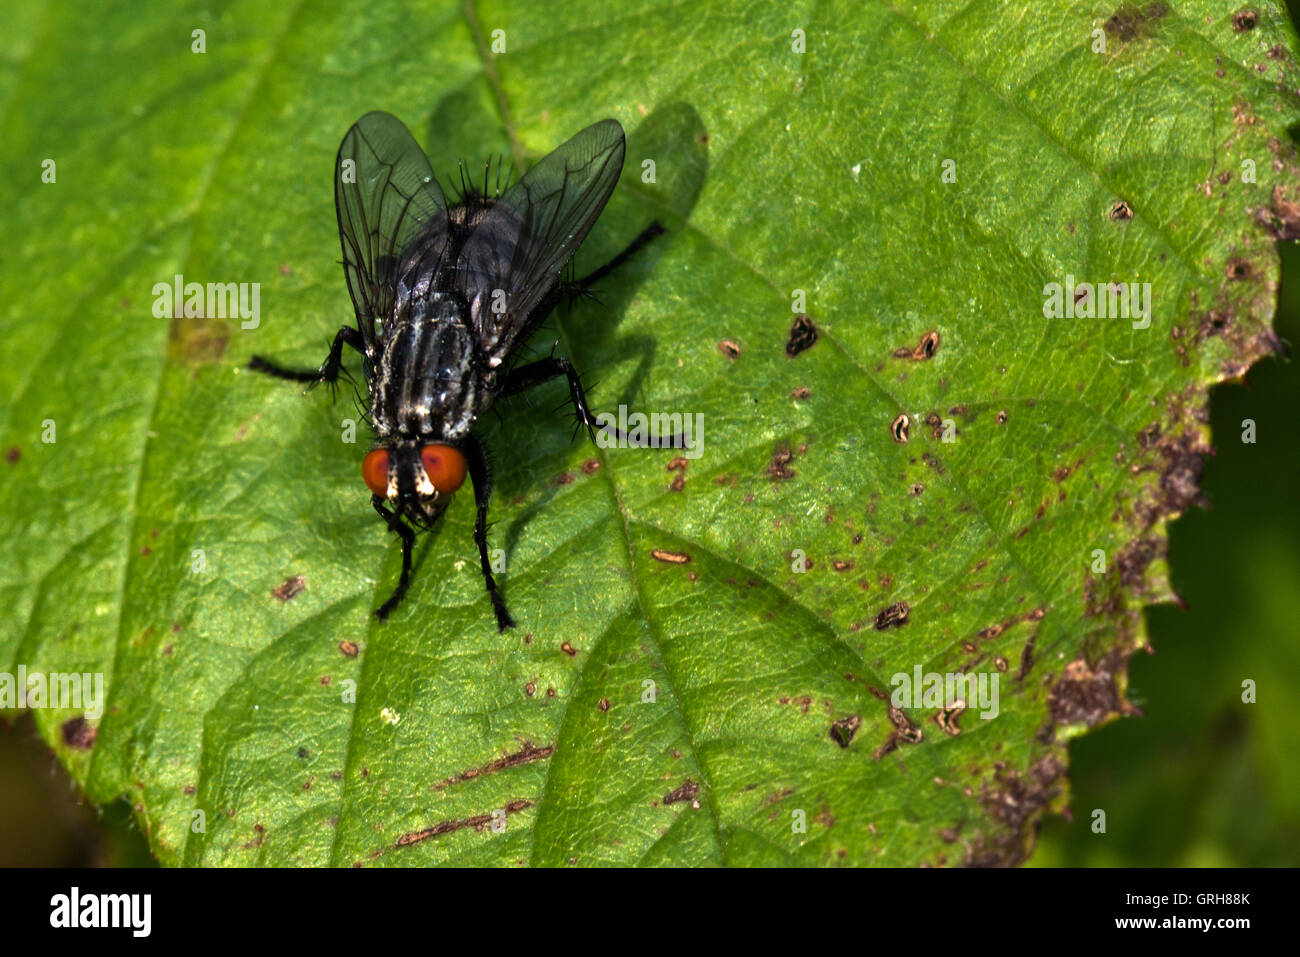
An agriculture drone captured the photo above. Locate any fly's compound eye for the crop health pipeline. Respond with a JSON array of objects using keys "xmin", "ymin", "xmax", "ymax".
[
  {"xmin": 362, "ymin": 448, "xmax": 391, "ymax": 497},
  {"xmin": 421, "ymin": 444, "xmax": 467, "ymax": 494}
]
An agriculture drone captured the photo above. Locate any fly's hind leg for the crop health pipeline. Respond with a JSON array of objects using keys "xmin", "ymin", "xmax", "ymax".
[
  {"xmin": 249, "ymin": 326, "xmax": 365, "ymax": 392},
  {"xmin": 576, "ymin": 221, "xmax": 666, "ymax": 287},
  {"xmin": 552, "ymin": 221, "xmax": 667, "ymax": 306}
]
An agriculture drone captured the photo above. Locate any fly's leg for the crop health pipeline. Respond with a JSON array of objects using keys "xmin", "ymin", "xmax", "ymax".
[
  {"xmin": 372, "ymin": 494, "xmax": 415, "ymax": 621},
  {"xmin": 465, "ymin": 436, "xmax": 515, "ymax": 632},
  {"xmin": 499, "ymin": 356, "xmax": 602, "ymax": 444},
  {"xmin": 248, "ymin": 326, "xmax": 365, "ymax": 392},
  {"xmin": 499, "ymin": 354, "xmax": 684, "ymax": 449},
  {"xmin": 576, "ymin": 221, "xmax": 666, "ymax": 287},
  {"xmin": 552, "ymin": 221, "xmax": 667, "ymax": 307}
]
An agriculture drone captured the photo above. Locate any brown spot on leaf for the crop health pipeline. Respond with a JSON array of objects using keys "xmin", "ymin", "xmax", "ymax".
[
  {"xmin": 965, "ymin": 754, "xmax": 1065, "ymax": 866},
  {"xmin": 650, "ymin": 548, "xmax": 691, "ymax": 564},
  {"xmin": 1116, "ymin": 536, "xmax": 1164, "ymax": 590},
  {"xmin": 1016, "ymin": 632, "xmax": 1036, "ymax": 681},
  {"xmin": 395, "ymin": 799, "xmax": 534, "ymax": 848},
  {"xmin": 936, "ymin": 703, "xmax": 965, "ymax": 737},
  {"xmin": 1048, "ymin": 653, "xmax": 1130, "ymax": 729},
  {"xmin": 1196, "ymin": 309, "xmax": 1232, "ymax": 343},
  {"xmin": 873, "ymin": 601, "xmax": 910, "ymax": 630},
  {"xmin": 168, "ymin": 315, "xmax": 231, "ymax": 368},
  {"xmin": 915, "ymin": 331, "xmax": 940, "ymax": 360},
  {"xmin": 61, "ymin": 717, "xmax": 97, "ymax": 750},
  {"xmin": 432, "ymin": 742, "xmax": 555, "ymax": 791},
  {"xmin": 829, "ymin": 715, "xmax": 861, "ymax": 748},
  {"xmin": 785, "ymin": 315, "xmax": 818, "ymax": 357},
  {"xmin": 663, "ymin": 779, "xmax": 699, "ymax": 805},
  {"xmin": 767, "ymin": 444, "xmax": 796, "ymax": 480},
  {"xmin": 887, "ymin": 706, "xmax": 923, "ymax": 744},
  {"xmin": 1103, "ymin": 2, "xmax": 1169, "ymax": 42},
  {"xmin": 242, "ymin": 823, "xmax": 267, "ymax": 850},
  {"xmin": 272, "ymin": 575, "xmax": 306, "ymax": 602},
  {"xmin": 893, "ymin": 330, "xmax": 942, "ymax": 361},
  {"xmin": 1225, "ymin": 257, "xmax": 1253, "ymax": 281},
  {"xmin": 1257, "ymin": 184, "xmax": 1300, "ymax": 239},
  {"xmin": 890, "ymin": 413, "xmax": 910, "ymax": 444},
  {"xmin": 717, "ymin": 339, "xmax": 741, "ymax": 360}
]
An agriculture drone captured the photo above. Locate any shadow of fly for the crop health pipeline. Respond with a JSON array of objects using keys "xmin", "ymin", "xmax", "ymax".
[{"xmin": 249, "ymin": 111, "xmax": 667, "ymax": 630}]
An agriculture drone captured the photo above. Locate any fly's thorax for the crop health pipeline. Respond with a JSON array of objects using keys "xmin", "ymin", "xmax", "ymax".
[
  {"xmin": 456, "ymin": 202, "xmax": 525, "ymax": 363},
  {"xmin": 370, "ymin": 293, "xmax": 482, "ymax": 442},
  {"xmin": 448, "ymin": 196, "xmax": 496, "ymax": 230}
]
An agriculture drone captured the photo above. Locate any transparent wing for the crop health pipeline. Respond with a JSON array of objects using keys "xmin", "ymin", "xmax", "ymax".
[
  {"xmin": 335, "ymin": 111, "xmax": 450, "ymax": 347},
  {"xmin": 457, "ymin": 119, "xmax": 625, "ymax": 358}
]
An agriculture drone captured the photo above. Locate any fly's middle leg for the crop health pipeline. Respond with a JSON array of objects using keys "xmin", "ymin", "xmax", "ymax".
[
  {"xmin": 499, "ymin": 355, "xmax": 685, "ymax": 450},
  {"xmin": 499, "ymin": 356, "xmax": 602, "ymax": 443},
  {"xmin": 248, "ymin": 326, "xmax": 365, "ymax": 389}
]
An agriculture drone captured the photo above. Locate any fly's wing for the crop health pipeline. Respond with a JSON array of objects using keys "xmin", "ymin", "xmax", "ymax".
[
  {"xmin": 335, "ymin": 111, "xmax": 450, "ymax": 349},
  {"xmin": 457, "ymin": 119, "xmax": 625, "ymax": 360}
]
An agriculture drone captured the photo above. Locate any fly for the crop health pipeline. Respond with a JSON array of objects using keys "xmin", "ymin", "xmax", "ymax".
[{"xmin": 249, "ymin": 111, "xmax": 665, "ymax": 630}]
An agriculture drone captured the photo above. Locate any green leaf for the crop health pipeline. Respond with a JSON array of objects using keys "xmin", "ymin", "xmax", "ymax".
[{"xmin": 2, "ymin": 0, "xmax": 1296, "ymax": 866}]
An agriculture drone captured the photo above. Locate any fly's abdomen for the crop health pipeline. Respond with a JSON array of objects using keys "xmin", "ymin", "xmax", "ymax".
[{"xmin": 372, "ymin": 314, "xmax": 477, "ymax": 440}]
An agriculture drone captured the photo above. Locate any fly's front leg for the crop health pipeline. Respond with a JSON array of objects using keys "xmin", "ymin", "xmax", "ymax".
[
  {"xmin": 464, "ymin": 436, "xmax": 515, "ymax": 632},
  {"xmin": 249, "ymin": 325, "xmax": 365, "ymax": 391},
  {"xmin": 372, "ymin": 494, "xmax": 415, "ymax": 621}
]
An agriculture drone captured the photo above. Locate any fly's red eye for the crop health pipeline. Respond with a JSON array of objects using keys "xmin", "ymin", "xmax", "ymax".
[
  {"xmin": 421, "ymin": 444, "xmax": 467, "ymax": 494},
  {"xmin": 362, "ymin": 448, "xmax": 390, "ymax": 496}
]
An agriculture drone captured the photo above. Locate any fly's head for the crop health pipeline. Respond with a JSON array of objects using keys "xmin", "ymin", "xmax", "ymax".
[{"xmin": 362, "ymin": 441, "xmax": 467, "ymax": 528}]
